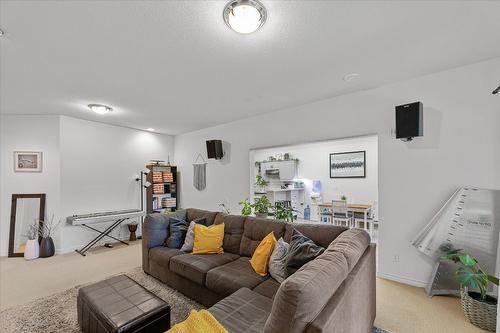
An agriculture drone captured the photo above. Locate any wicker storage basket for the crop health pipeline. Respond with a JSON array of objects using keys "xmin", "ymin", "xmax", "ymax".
[{"xmin": 460, "ymin": 290, "xmax": 497, "ymax": 331}]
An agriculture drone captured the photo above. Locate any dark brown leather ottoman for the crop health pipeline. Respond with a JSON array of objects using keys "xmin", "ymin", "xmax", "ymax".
[{"xmin": 77, "ymin": 275, "xmax": 170, "ymax": 333}]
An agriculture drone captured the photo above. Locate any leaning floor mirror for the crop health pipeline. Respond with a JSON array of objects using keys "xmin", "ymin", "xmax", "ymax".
[{"xmin": 8, "ymin": 194, "xmax": 46, "ymax": 257}]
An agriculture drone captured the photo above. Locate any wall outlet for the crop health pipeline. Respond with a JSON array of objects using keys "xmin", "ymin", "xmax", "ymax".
[{"xmin": 393, "ymin": 254, "xmax": 400, "ymax": 263}]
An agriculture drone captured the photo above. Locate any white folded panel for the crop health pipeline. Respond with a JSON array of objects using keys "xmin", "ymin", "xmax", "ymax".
[{"xmin": 67, "ymin": 209, "xmax": 145, "ymax": 226}]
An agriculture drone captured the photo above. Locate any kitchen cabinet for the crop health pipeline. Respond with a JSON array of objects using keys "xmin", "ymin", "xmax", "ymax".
[
  {"xmin": 278, "ymin": 160, "xmax": 297, "ymax": 181},
  {"xmin": 261, "ymin": 160, "xmax": 298, "ymax": 181}
]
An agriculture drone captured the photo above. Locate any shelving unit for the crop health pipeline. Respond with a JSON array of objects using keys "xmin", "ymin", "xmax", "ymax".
[
  {"xmin": 146, "ymin": 164, "xmax": 178, "ymax": 213},
  {"xmin": 253, "ymin": 158, "xmax": 305, "ymax": 212},
  {"xmin": 254, "ymin": 187, "xmax": 305, "ymax": 209}
]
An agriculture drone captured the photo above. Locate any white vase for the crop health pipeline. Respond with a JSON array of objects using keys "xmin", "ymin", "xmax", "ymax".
[{"xmin": 24, "ymin": 239, "xmax": 39, "ymax": 260}]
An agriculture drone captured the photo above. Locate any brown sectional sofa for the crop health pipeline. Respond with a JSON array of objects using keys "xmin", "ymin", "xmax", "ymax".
[{"xmin": 142, "ymin": 208, "xmax": 376, "ymax": 333}]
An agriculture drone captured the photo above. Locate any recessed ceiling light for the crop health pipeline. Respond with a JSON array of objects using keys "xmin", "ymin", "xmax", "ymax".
[
  {"xmin": 223, "ymin": 0, "xmax": 267, "ymax": 34},
  {"xmin": 343, "ymin": 73, "xmax": 360, "ymax": 83},
  {"xmin": 88, "ymin": 104, "xmax": 112, "ymax": 115},
  {"xmin": 146, "ymin": 128, "xmax": 155, "ymax": 132},
  {"xmin": 0, "ymin": 29, "xmax": 4, "ymax": 37}
]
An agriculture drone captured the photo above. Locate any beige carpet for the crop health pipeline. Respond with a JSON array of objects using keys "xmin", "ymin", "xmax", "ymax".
[
  {"xmin": 0, "ymin": 241, "xmax": 488, "ymax": 332},
  {"xmin": 0, "ymin": 266, "xmax": 387, "ymax": 333},
  {"xmin": 375, "ymin": 278, "xmax": 486, "ymax": 333},
  {"xmin": 0, "ymin": 267, "xmax": 203, "ymax": 333},
  {"xmin": 0, "ymin": 241, "xmax": 143, "ymax": 311}
]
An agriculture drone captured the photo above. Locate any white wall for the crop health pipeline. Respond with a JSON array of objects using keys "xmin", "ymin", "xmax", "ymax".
[
  {"xmin": 174, "ymin": 58, "xmax": 500, "ymax": 286},
  {"xmin": 59, "ymin": 116, "xmax": 174, "ymax": 252},
  {"xmin": 0, "ymin": 115, "xmax": 61, "ymax": 256},
  {"xmin": 251, "ymin": 136, "xmax": 379, "ymax": 220},
  {"xmin": 0, "ymin": 115, "xmax": 174, "ymax": 255}
]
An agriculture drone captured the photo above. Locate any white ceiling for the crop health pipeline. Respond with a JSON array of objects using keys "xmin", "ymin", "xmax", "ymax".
[{"xmin": 1, "ymin": 1, "xmax": 499, "ymax": 135}]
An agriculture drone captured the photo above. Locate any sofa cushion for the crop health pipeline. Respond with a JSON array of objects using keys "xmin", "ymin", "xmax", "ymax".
[
  {"xmin": 193, "ymin": 223, "xmax": 225, "ymax": 254},
  {"xmin": 149, "ymin": 247, "xmax": 184, "ymax": 267},
  {"xmin": 284, "ymin": 223, "xmax": 347, "ymax": 248},
  {"xmin": 214, "ymin": 213, "xmax": 246, "ymax": 254},
  {"xmin": 180, "ymin": 218, "xmax": 208, "ymax": 252},
  {"xmin": 240, "ymin": 218, "xmax": 286, "ymax": 257},
  {"xmin": 268, "ymin": 237, "xmax": 290, "ymax": 283},
  {"xmin": 206, "ymin": 257, "xmax": 267, "ymax": 297},
  {"xmin": 143, "ymin": 211, "xmax": 186, "ymax": 273},
  {"xmin": 253, "ymin": 278, "xmax": 281, "ymax": 299},
  {"xmin": 250, "ymin": 231, "xmax": 277, "ymax": 276},
  {"xmin": 144, "ymin": 211, "xmax": 185, "ymax": 249},
  {"xmin": 209, "ymin": 287, "xmax": 273, "ymax": 333},
  {"xmin": 264, "ymin": 251, "xmax": 348, "ymax": 333},
  {"xmin": 326, "ymin": 228, "xmax": 370, "ymax": 272},
  {"xmin": 169, "ymin": 253, "xmax": 239, "ymax": 285},
  {"xmin": 305, "ymin": 245, "xmax": 376, "ymax": 333},
  {"xmin": 165, "ymin": 217, "xmax": 189, "ymax": 248},
  {"xmin": 186, "ymin": 208, "xmax": 219, "ymax": 225},
  {"xmin": 285, "ymin": 230, "xmax": 325, "ymax": 276}
]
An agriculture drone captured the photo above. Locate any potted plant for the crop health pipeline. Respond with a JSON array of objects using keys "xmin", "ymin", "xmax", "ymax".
[
  {"xmin": 239, "ymin": 199, "xmax": 253, "ymax": 216},
  {"xmin": 39, "ymin": 215, "xmax": 60, "ymax": 258},
  {"xmin": 442, "ymin": 249, "xmax": 499, "ymax": 331},
  {"xmin": 340, "ymin": 195, "xmax": 347, "ymax": 201},
  {"xmin": 254, "ymin": 196, "xmax": 272, "ymax": 218},
  {"xmin": 273, "ymin": 205, "xmax": 299, "ymax": 222},
  {"xmin": 255, "ymin": 175, "xmax": 268, "ymax": 193},
  {"xmin": 24, "ymin": 223, "xmax": 40, "ymax": 260}
]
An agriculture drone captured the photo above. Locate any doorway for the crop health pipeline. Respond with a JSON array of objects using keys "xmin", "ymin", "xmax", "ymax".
[{"xmin": 249, "ymin": 135, "xmax": 379, "ymax": 243}]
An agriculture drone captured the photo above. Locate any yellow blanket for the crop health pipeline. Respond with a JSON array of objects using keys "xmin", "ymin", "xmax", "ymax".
[{"xmin": 166, "ymin": 310, "xmax": 229, "ymax": 333}]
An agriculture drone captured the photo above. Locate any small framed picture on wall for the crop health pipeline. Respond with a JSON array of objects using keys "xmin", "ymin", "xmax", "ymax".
[{"xmin": 14, "ymin": 151, "xmax": 43, "ymax": 172}]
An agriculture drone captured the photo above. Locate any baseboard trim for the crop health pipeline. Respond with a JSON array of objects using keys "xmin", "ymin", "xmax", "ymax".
[{"xmin": 377, "ymin": 272, "xmax": 428, "ymax": 288}]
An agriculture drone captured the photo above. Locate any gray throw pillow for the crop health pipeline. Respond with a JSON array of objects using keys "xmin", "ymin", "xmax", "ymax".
[
  {"xmin": 268, "ymin": 237, "xmax": 290, "ymax": 283},
  {"xmin": 146, "ymin": 210, "xmax": 186, "ymax": 248},
  {"xmin": 144, "ymin": 213, "xmax": 170, "ymax": 249},
  {"xmin": 285, "ymin": 230, "xmax": 325, "ymax": 276},
  {"xmin": 180, "ymin": 217, "xmax": 208, "ymax": 252},
  {"xmin": 165, "ymin": 217, "xmax": 189, "ymax": 248}
]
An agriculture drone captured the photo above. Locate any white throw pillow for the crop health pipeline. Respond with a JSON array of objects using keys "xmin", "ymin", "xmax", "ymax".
[{"xmin": 268, "ymin": 237, "xmax": 290, "ymax": 283}]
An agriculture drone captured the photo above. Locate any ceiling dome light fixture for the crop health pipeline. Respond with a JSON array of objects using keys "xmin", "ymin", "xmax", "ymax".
[
  {"xmin": 223, "ymin": 0, "xmax": 267, "ymax": 34},
  {"xmin": 343, "ymin": 73, "xmax": 361, "ymax": 83},
  {"xmin": 88, "ymin": 104, "xmax": 113, "ymax": 115}
]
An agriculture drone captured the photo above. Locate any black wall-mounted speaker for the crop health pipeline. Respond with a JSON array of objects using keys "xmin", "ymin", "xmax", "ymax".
[
  {"xmin": 206, "ymin": 140, "xmax": 224, "ymax": 159},
  {"xmin": 395, "ymin": 101, "xmax": 423, "ymax": 141}
]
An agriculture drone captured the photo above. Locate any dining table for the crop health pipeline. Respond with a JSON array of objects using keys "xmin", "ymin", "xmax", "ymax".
[{"xmin": 317, "ymin": 202, "xmax": 373, "ymax": 237}]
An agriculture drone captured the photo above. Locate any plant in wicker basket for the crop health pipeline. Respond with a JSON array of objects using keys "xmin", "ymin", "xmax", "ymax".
[{"xmin": 442, "ymin": 249, "xmax": 499, "ymax": 331}]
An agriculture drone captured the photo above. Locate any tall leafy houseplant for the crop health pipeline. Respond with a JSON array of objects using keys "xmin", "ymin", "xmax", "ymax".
[
  {"xmin": 254, "ymin": 196, "xmax": 272, "ymax": 218},
  {"xmin": 442, "ymin": 249, "xmax": 498, "ymax": 331}
]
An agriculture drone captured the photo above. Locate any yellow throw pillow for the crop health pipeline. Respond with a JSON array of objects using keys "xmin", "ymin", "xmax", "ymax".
[
  {"xmin": 250, "ymin": 231, "xmax": 277, "ymax": 276},
  {"xmin": 167, "ymin": 309, "xmax": 229, "ymax": 333},
  {"xmin": 192, "ymin": 223, "xmax": 225, "ymax": 254}
]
